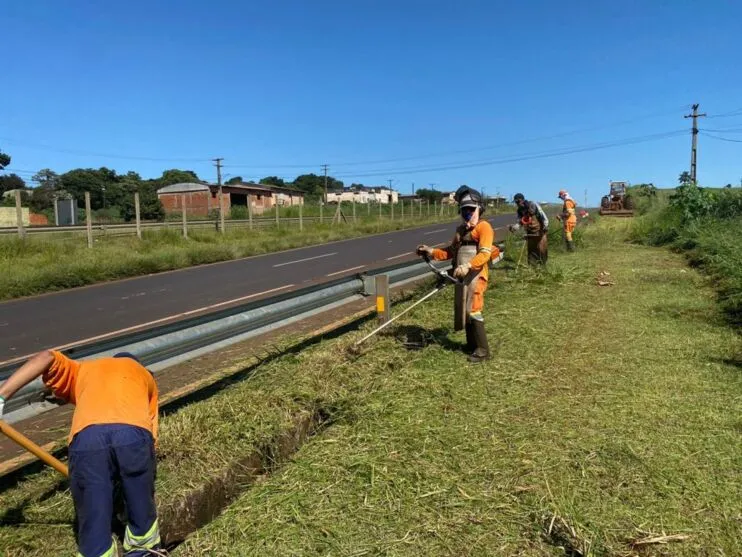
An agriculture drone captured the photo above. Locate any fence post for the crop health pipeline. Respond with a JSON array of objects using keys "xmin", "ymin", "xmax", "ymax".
[
  {"xmin": 379, "ymin": 200, "xmax": 382, "ymax": 220},
  {"xmin": 391, "ymin": 200, "xmax": 394, "ymax": 221},
  {"xmin": 367, "ymin": 201, "xmax": 370, "ymax": 216},
  {"xmin": 181, "ymin": 194, "xmax": 188, "ymax": 238},
  {"xmin": 299, "ymin": 200, "xmax": 303, "ymax": 231},
  {"xmin": 15, "ymin": 190, "xmax": 25, "ymax": 239},
  {"xmin": 375, "ymin": 274, "xmax": 390, "ymax": 324},
  {"xmin": 85, "ymin": 191, "xmax": 93, "ymax": 248},
  {"xmin": 134, "ymin": 192, "xmax": 142, "ymax": 239},
  {"xmin": 219, "ymin": 191, "xmax": 226, "ymax": 234},
  {"xmin": 320, "ymin": 202, "xmax": 324, "ymax": 224},
  {"xmin": 53, "ymin": 197, "xmax": 60, "ymax": 226},
  {"xmin": 401, "ymin": 200, "xmax": 405, "ymax": 224},
  {"xmin": 420, "ymin": 199, "xmax": 423, "ymax": 219},
  {"xmin": 275, "ymin": 202, "xmax": 280, "ymax": 229},
  {"xmin": 352, "ymin": 198, "xmax": 356, "ymax": 223},
  {"xmin": 248, "ymin": 197, "xmax": 254, "ymax": 230}
]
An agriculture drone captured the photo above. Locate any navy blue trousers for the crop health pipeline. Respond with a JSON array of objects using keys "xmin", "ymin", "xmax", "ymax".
[{"xmin": 69, "ymin": 424, "xmax": 159, "ymax": 557}]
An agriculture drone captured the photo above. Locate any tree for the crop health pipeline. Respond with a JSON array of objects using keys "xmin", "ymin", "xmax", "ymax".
[
  {"xmin": 120, "ymin": 178, "xmax": 164, "ymax": 222},
  {"xmin": 678, "ymin": 171, "xmax": 692, "ymax": 186},
  {"xmin": 292, "ymin": 173, "xmax": 343, "ymax": 198},
  {"xmin": 225, "ymin": 176, "xmax": 243, "ymax": 185},
  {"xmin": 0, "ymin": 173, "xmax": 26, "ymax": 195},
  {"xmin": 415, "ymin": 188, "xmax": 443, "ymax": 202},
  {"xmin": 29, "ymin": 169, "xmax": 62, "ymax": 212},
  {"xmin": 259, "ymin": 176, "xmax": 286, "ymax": 188},
  {"xmin": 0, "ymin": 150, "xmax": 10, "ymax": 170},
  {"xmin": 59, "ymin": 167, "xmax": 122, "ymax": 210},
  {"xmin": 159, "ymin": 169, "xmax": 202, "ymax": 186}
]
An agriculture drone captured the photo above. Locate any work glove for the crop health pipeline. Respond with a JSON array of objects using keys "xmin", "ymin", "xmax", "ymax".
[
  {"xmin": 0, "ymin": 395, "xmax": 5, "ymax": 417},
  {"xmin": 508, "ymin": 224, "xmax": 518, "ymax": 233},
  {"xmin": 416, "ymin": 244, "xmax": 433, "ymax": 257},
  {"xmin": 453, "ymin": 263, "xmax": 471, "ymax": 279}
]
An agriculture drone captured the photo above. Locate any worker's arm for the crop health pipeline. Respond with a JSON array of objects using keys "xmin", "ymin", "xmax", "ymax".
[
  {"xmin": 0, "ymin": 351, "xmax": 55, "ymax": 414},
  {"xmin": 431, "ymin": 244, "xmax": 454, "ymax": 261},
  {"xmin": 534, "ymin": 202, "xmax": 549, "ymax": 231},
  {"xmin": 468, "ymin": 222, "xmax": 495, "ymax": 270},
  {"xmin": 148, "ymin": 376, "xmax": 159, "ymax": 447}
]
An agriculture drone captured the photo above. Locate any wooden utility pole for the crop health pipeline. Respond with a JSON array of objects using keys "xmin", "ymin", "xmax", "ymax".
[
  {"xmin": 684, "ymin": 104, "xmax": 706, "ymax": 184},
  {"xmin": 214, "ymin": 158, "xmax": 225, "ymax": 233}
]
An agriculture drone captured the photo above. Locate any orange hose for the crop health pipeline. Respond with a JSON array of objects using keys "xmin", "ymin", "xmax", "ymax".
[{"xmin": 0, "ymin": 419, "xmax": 69, "ymax": 477}]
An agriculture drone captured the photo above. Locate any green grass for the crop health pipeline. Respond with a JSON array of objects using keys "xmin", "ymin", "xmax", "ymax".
[
  {"xmin": 0, "ymin": 214, "xmax": 453, "ymax": 301},
  {"xmin": 1, "ymin": 219, "xmax": 740, "ymax": 556}
]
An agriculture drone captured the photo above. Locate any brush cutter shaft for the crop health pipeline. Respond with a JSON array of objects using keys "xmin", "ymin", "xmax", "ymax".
[
  {"xmin": 0, "ymin": 419, "xmax": 69, "ymax": 477},
  {"xmin": 354, "ymin": 286, "xmax": 444, "ymax": 346}
]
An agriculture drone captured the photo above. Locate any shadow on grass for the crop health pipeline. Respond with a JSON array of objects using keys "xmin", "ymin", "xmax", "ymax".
[{"xmin": 384, "ymin": 324, "xmax": 466, "ymax": 354}]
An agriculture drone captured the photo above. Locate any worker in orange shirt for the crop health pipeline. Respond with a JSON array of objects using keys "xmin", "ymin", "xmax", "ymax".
[
  {"xmin": 417, "ymin": 186, "xmax": 497, "ymax": 362},
  {"xmin": 0, "ymin": 351, "xmax": 160, "ymax": 557},
  {"xmin": 556, "ymin": 189, "xmax": 577, "ymax": 251}
]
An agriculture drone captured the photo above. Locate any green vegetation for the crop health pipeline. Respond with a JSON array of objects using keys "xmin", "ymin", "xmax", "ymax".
[
  {"xmin": 630, "ymin": 181, "xmax": 742, "ymax": 324},
  {"xmin": 0, "ymin": 215, "xmax": 453, "ymax": 300},
  {"xmin": 2, "ymin": 219, "xmax": 739, "ymax": 556}
]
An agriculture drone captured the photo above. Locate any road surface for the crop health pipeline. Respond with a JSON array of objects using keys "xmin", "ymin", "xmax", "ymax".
[{"xmin": 0, "ymin": 216, "xmax": 512, "ymax": 363}]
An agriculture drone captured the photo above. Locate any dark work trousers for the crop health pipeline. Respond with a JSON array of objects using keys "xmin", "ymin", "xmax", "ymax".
[
  {"xmin": 69, "ymin": 424, "xmax": 158, "ymax": 557},
  {"xmin": 527, "ymin": 233, "xmax": 548, "ymax": 265}
]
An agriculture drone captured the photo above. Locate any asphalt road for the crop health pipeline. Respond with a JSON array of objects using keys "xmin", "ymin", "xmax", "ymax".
[{"xmin": 0, "ymin": 215, "xmax": 513, "ymax": 363}]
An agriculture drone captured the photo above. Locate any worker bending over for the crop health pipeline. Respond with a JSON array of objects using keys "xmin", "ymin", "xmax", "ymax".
[
  {"xmin": 0, "ymin": 351, "xmax": 160, "ymax": 557},
  {"xmin": 417, "ymin": 186, "xmax": 496, "ymax": 362},
  {"xmin": 509, "ymin": 193, "xmax": 549, "ymax": 265},
  {"xmin": 556, "ymin": 189, "xmax": 577, "ymax": 251}
]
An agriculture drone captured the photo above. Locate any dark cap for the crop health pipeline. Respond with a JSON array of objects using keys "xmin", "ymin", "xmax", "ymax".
[{"xmin": 513, "ymin": 193, "xmax": 525, "ymax": 202}]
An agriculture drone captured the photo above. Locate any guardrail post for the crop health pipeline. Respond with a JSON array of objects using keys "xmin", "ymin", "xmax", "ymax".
[
  {"xmin": 375, "ymin": 274, "xmax": 390, "ymax": 324},
  {"xmin": 134, "ymin": 192, "xmax": 142, "ymax": 239},
  {"xmin": 85, "ymin": 191, "xmax": 93, "ymax": 248},
  {"xmin": 15, "ymin": 190, "xmax": 25, "ymax": 239},
  {"xmin": 299, "ymin": 200, "xmax": 303, "ymax": 231},
  {"xmin": 182, "ymin": 195, "xmax": 188, "ymax": 239}
]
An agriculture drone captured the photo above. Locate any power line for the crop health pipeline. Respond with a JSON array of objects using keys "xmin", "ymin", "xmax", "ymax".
[
  {"xmin": 701, "ymin": 132, "xmax": 742, "ymax": 144},
  {"xmin": 705, "ymin": 107, "xmax": 742, "ymax": 119},
  {"xmin": 333, "ymin": 130, "xmax": 688, "ymax": 178}
]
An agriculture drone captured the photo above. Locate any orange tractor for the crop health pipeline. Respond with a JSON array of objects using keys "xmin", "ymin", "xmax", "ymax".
[{"xmin": 599, "ymin": 181, "xmax": 634, "ymax": 217}]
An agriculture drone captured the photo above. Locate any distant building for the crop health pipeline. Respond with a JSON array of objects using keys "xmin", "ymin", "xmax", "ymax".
[
  {"xmin": 325, "ymin": 186, "xmax": 399, "ymax": 204},
  {"xmin": 1, "ymin": 188, "xmax": 32, "ymax": 200},
  {"xmin": 157, "ymin": 182, "xmax": 304, "ymax": 217}
]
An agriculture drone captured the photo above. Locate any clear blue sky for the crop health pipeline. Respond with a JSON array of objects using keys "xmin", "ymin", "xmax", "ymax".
[{"xmin": 2, "ymin": 0, "xmax": 742, "ymax": 204}]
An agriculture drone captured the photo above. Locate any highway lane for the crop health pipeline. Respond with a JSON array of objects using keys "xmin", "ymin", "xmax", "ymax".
[{"xmin": 0, "ymin": 215, "xmax": 513, "ymax": 362}]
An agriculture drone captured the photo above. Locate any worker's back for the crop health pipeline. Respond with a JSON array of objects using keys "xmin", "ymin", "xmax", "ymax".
[{"xmin": 44, "ymin": 352, "xmax": 158, "ymax": 443}]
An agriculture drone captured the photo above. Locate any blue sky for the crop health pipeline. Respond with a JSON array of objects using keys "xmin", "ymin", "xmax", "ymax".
[{"xmin": 2, "ymin": 0, "xmax": 742, "ymax": 204}]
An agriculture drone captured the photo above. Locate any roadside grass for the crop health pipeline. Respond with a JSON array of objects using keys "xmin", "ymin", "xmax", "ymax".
[
  {"xmin": 171, "ymin": 219, "xmax": 740, "ymax": 556},
  {"xmin": 0, "ymin": 215, "xmax": 453, "ymax": 301},
  {"xmin": 0, "ymin": 218, "xmax": 740, "ymax": 555}
]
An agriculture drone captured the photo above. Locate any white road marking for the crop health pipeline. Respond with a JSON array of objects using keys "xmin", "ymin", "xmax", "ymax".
[
  {"xmin": 0, "ymin": 284, "xmax": 296, "ymax": 367},
  {"xmin": 386, "ymin": 252, "xmax": 412, "ymax": 261},
  {"xmin": 273, "ymin": 252, "xmax": 338, "ymax": 268},
  {"xmin": 326, "ymin": 265, "xmax": 367, "ymax": 277},
  {"xmin": 423, "ymin": 228, "xmax": 447, "ymax": 235}
]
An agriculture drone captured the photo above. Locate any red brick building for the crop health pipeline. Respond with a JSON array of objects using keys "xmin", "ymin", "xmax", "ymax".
[{"xmin": 157, "ymin": 182, "xmax": 304, "ymax": 217}]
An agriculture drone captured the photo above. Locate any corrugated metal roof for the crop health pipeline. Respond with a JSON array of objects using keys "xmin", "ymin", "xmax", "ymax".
[{"xmin": 157, "ymin": 182, "xmax": 209, "ymax": 194}]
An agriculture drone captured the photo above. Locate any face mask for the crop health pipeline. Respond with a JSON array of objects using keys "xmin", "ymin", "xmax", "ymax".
[{"xmin": 461, "ymin": 207, "xmax": 475, "ymax": 221}]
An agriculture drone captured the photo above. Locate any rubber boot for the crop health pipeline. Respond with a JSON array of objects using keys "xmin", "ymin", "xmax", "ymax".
[
  {"xmin": 468, "ymin": 320, "xmax": 490, "ymax": 363},
  {"xmin": 465, "ymin": 321, "xmax": 476, "ymax": 353},
  {"xmin": 566, "ymin": 240, "xmax": 575, "ymax": 252}
]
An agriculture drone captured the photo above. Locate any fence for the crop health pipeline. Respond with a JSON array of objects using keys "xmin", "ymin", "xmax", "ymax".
[{"xmin": 1, "ymin": 191, "xmax": 459, "ymax": 246}]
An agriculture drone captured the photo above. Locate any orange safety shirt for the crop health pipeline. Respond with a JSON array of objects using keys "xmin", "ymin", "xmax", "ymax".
[
  {"xmin": 44, "ymin": 351, "xmax": 159, "ymax": 444},
  {"xmin": 432, "ymin": 220, "xmax": 496, "ymax": 281}
]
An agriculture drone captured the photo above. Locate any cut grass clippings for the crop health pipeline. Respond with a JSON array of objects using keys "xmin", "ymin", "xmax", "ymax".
[
  {"xmin": 0, "ymin": 219, "xmax": 740, "ymax": 555},
  {"xmin": 0, "ymin": 215, "xmax": 453, "ymax": 301}
]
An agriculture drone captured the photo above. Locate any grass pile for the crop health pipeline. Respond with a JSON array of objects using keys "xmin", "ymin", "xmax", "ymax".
[
  {"xmin": 1, "ymin": 219, "xmax": 740, "ymax": 555},
  {"xmin": 0, "ymin": 214, "xmax": 452, "ymax": 301}
]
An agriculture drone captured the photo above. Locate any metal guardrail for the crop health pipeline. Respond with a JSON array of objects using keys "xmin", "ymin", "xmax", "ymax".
[
  {"xmin": 1, "ymin": 257, "xmax": 452, "ymax": 422},
  {"xmin": 0, "ymin": 217, "xmax": 325, "ymax": 236}
]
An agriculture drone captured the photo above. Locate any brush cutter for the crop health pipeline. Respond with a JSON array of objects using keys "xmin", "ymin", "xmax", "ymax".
[{"xmin": 352, "ymin": 255, "xmax": 461, "ymax": 348}]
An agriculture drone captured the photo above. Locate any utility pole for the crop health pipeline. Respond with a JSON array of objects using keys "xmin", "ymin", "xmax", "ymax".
[
  {"xmin": 214, "ymin": 157, "xmax": 225, "ymax": 234},
  {"xmin": 584, "ymin": 189, "xmax": 588, "ymax": 208},
  {"xmin": 322, "ymin": 164, "xmax": 329, "ymax": 204},
  {"xmin": 684, "ymin": 103, "xmax": 706, "ymax": 184}
]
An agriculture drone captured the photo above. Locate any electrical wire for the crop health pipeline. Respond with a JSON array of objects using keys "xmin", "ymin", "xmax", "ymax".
[
  {"xmin": 701, "ymin": 132, "xmax": 742, "ymax": 143},
  {"xmin": 706, "ymin": 107, "xmax": 742, "ymax": 119},
  {"xmin": 333, "ymin": 130, "xmax": 688, "ymax": 178}
]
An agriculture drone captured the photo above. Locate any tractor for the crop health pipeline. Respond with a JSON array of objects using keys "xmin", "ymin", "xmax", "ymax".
[{"xmin": 599, "ymin": 181, "xmax": 634, "ymax": 217}]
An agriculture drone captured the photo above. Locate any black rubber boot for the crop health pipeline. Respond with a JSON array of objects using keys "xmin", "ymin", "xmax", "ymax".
[
  {"xmin": 567, "ymin": 240, "xmax": 575, "ymax": 252},
  {"xmin": 468, "ymin": 320, "xmax": 490, "ymax": 363},
  {"xmin": 465, "ymin": 322, "xmax": 476, "ymax": 353}
]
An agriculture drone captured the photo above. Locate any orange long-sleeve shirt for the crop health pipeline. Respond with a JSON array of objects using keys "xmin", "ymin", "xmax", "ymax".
[
  {"xmin": 44, "ymin": 351, "xmax": 159, "ymax": 444},
  {"xmin": 432, "ymin": 220, "xmax": 496, "ymax": 280}
]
